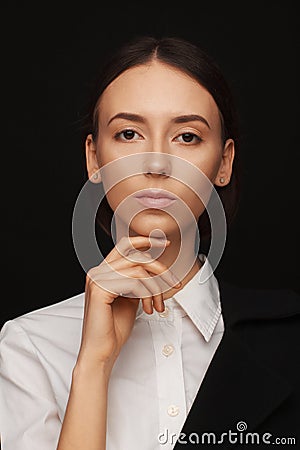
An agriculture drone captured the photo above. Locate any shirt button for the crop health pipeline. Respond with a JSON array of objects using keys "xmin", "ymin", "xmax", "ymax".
[
  {"xmin": 167, "ymin": 405, "xmax": 180, "ymax": 417},
  {"xmin": 162, "ymin": 344, "xmax": 174, "ymax": 357},
  {"xmin": 159, "ymin": 306, "xmax": 169, "ymax": 318}
]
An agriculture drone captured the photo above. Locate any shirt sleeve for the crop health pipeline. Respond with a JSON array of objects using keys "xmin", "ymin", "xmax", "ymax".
[{"xmin": 0, "ymin": 320, "xmax": 62, "ymax": 450}]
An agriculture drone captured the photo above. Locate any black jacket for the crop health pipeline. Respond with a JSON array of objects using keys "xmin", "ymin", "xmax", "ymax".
[{"xmin": 174, "ymin": 280, "xmax": 300, "ymax": 449}]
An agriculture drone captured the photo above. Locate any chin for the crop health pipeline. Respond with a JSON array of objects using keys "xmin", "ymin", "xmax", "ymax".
[{"xmin": 129, "ymin": 210, "xmax": 179, "ymax": 237}]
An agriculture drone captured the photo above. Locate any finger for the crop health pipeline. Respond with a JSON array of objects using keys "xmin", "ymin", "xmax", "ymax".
[
  {"xmin": 104, "ymin": 253, "xmax": 181, "ymax": 290},
  {"xmin": 93, "ymin": 262, "xmax": 163, "ymax": 294},
  {"xmin": 113, "ymin": 266, "xmax": 165, "ymax": 312},
  {"xmin": 105, "ymin": 236, "xmax": 170, "ymax": 263},
  {"xmin": 93, "ymin": 276, "xmax": 154, "ymax": 302},
  {"xmin": 142, "ymin": 297, "xmax": 154, "ymax": 315},
  {"xmin": 118, "ymin": 258, "xmax": 182, "ymax": 288},
  {"xmin": 150, "ymin": 294, "xmax": 165, "ymax": 313},
  {"xmin": 88, "ymin": 266, "xmax": 164, "ymax": 316},
  {"xmin": 99, "ymin": 251, "xmax": 153, "ymax": 274},
  {"xmin": 129, "ymin": 266, "xmax": 164, "ymax": 311},
  {"xmin": 130, "ymin": 273, "xmax": 164, "ymax": 314}
]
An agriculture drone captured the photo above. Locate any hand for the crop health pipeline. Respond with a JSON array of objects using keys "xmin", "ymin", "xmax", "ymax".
[{"xmin": 75, "ymin": 236, "xmax": 181, "ymax": 373}]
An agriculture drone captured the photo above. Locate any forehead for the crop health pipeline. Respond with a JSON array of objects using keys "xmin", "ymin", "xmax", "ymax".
[{"xmin": 98, "ymin": 61, "xmax": 220, "ymax": 126}]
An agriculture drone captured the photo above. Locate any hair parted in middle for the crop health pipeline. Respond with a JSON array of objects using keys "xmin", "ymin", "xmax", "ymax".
[{"xmin": 83, "ymin": 35, "xmax": 241, "ymax": 245}]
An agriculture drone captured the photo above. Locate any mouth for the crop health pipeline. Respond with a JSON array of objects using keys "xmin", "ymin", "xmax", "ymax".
[{"xmin": 133, "ymin": 189, "xmax": 177, "ymax": 208}]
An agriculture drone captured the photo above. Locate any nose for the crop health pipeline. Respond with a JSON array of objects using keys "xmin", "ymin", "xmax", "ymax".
[{"xmin": 142, "ymin": 152, "xmax": 172, "ymax": 178}]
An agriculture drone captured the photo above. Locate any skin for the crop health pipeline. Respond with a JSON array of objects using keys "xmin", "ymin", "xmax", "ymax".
[
  {"xmin": 57, "ymin": 60, "xmax": 235, "ymax": 450},
  {"xmin": 88, "ymin": 61, "xmax": 233, "ymax": 235},
  {"xmin": 86, "ymin": 60, "xmax": 234, "ymax": 307}
]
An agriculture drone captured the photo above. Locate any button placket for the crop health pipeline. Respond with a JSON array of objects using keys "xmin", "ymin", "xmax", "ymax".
[{"xmin": 148, "ymin": 316, "xmax": 186, "ymax": 443}]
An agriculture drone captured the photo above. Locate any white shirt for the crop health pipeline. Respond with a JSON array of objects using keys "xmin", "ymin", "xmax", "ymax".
[{"xmin": 0, "ymin": 255, "xmax": 224, "ymax": 450}]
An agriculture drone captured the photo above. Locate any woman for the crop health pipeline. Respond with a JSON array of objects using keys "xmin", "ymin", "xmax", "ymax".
[{"xmin": 0, "ymin": 36, "xmax": 299, "ymax": 450}]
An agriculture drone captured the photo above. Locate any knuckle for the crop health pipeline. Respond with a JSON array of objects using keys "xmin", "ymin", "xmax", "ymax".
[
  {"xmin": 102, "ymin": 259, "xmax": 112, "ymax": 271},
  {"xmin": 119, "ymin": 236, "xmax": 131, "ymax": 247},
  {"xmin": 126, "ymin": 249, "xmax": 138, "ymax": 259},
  {"xmin": 87, "ymin": 267, "xmax": 97, "ymax": 279},
  {"xmin": 141, "ymin": 252, "xmax": 152, "ymax": 261},
  {"xmin": 128, "ymin": 251, "xmax": 152, "ymax": 264},
  {"xmin": 133, "ymin": 266, "xmax": 145, "ymax": 277}
]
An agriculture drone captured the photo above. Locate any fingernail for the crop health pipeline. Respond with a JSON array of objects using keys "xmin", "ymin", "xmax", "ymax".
[{"xmin": 159, "ymin": 239, "xmax": 170, "ymax": 245}]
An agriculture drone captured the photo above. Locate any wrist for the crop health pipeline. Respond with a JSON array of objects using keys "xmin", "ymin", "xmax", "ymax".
[
  {"xmin": 73, "ymin": 354, "xmax": 116, "ymax": 379},
  {"xmin": 73, "ymin": 357, "xmax": 114, "ymax": 382}
]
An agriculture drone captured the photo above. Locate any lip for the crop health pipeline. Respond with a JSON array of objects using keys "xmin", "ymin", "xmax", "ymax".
[{"xmin": 134, "ymin": 189, "xmax": 177, "ymax": 208}]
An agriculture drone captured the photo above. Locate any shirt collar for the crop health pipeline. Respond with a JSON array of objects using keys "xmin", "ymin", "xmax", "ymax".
[{"xmin": 135, "ymin": 254, "xmax": 222, "ymax": 342}]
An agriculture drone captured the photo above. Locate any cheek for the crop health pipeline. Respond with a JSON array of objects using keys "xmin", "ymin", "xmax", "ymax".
[
  {"xmin": 177, "ymin": 153, "xmax": 222, "ymax": 218},
  {"xmin": 181, "ymin": 188, "xmax": 207, "ymax": 219},
  {"xmin": 96, "ymin": 138, "xmax": 117, "ymax": 166},
  {"xmin": 104, "ymin": 184, "xmax": 127, "ymax": 211},
  {"xmin": 193, "ymin": 149, "xmax": 223, "ymax": 181},
  {"xmin": 103, "ymin": 178, "xmax": 139, "ymax": 212}
]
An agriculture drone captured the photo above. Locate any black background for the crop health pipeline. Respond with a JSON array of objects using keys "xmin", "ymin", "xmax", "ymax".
[{"xmin": 2, "ymin": 2, "xmax": 299, "ymax": 327}]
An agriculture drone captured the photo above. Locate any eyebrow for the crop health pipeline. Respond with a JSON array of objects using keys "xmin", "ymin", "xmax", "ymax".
[{"xmin": 107, "ymin": 112, "xmax": 211, "ymax": 129}]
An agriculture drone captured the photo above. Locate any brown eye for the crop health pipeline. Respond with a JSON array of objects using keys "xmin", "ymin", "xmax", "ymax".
[
  {"xmin": 182, "ymin": 133, "xmax": 195, "ymax": 142},
  {"xmin": 174, "ymin": 132, "xmax": 202, "ymax": 144},
  {"xmin": 114, "ymin": 129, "xmax": 141, "ymax": 141},
  {"xmin": 123, "ymin": 130, "xmax": 135, "ymax": 140}
]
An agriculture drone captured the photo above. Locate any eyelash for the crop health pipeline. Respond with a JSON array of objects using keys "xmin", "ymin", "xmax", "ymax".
[
  {"xmin": 114, "ymin": 129, "xmax": 141, "ymax": 141},
  {"xmin": 114, "ymin": 129, "xmax": 203, "ymax": 145}
]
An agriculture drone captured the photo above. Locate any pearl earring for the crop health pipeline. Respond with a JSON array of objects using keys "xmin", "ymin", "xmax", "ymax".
[
  {"xmin": 219, "ymin": 177, "xmax": 225, "ymax": 184},
  {"xmin": 93, "ymin": 173, "xmax": 98, "ymax": 180}
]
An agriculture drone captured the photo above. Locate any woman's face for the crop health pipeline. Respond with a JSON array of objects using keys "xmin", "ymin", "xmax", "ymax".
[{"xmin": 86, "ymin": 60, "xmax": 234, "ymax": 238}]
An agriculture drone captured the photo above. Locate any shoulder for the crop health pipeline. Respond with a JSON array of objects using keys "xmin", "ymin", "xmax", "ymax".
[
  {"xmin": 218, "ymin": 280, "xmax": 300, "ymax": 381},
  {"xmin": 0, "ymin": 292, "xmax": 85, "ymax": 354},
  {"xmin": 218, "ymin": 279, "xmax": 300, "ymax": 326}
]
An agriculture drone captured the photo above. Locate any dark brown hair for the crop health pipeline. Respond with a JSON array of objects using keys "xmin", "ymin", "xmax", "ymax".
[{"xmin": 85, "ymin": 35, "xmax": 241, "ymax": 244}]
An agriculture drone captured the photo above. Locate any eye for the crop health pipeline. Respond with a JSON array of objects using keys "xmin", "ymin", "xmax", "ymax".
[
  {"xmin": 174, "ymin": 132, "xmax": 202, "ymax": 144},
  {"xmin": 114, "ymin": 129, "xmax": 141, "ymax": 141}
]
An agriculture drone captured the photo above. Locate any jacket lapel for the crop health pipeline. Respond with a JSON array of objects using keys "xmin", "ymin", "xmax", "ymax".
[
  {"xmin": 177, "ymin": 327, "xmax": 292, "ymax": 437},
  {"xmin": 175, "ymin": 280, "xmax": 299, "ymax": 446}
]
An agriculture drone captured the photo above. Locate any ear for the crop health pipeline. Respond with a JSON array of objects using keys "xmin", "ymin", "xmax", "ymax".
[
  {"xmin": 85, "ymin": 134, "xmax": 102, "ymax": 183},
  {"xmin": 214, "ymin": 138, "xmax": 235, "ymax": 187}
]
